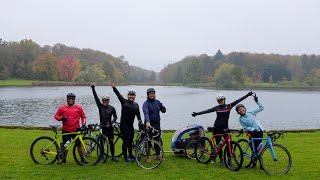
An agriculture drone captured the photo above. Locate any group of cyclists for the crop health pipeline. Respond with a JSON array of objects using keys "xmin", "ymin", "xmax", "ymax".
[
  {"xmin": 54, "ymin": 83, "xmax": 166, "ymax": 164},
  {"xmin": 54, "ymin": 84, "xmax": 264, "ymax": 167}
]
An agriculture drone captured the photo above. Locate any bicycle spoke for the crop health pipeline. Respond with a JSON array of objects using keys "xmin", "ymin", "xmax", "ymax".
[
  {"xmin": 30, "ymin": 136, "xmax": 58, "ymax": 165},
  {"xmin": 195, "ymin": 137, "xmax": 213, "ymax": 164},
  {"xmin": 135, "ymin": 140, "xmax": 163, "ymax": 169},
  {"xmin": 237, "ymin": 139, "xmax": 252, "ymax": 168},
  {"xmin": 224, "ymin": 141, "xmax": 243, "ymax": 171},
  {"xmin": 260, "ymin": 144, "xmax": 292, "ymax": 175},
  {"xmin": 73, "ymin": 137, "xmax": 102, "ymax": 166}
]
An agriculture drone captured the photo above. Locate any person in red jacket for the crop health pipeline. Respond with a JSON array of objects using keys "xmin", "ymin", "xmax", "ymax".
[{"xmin": 54, "ymin": 93, "xmax": 87, "ymax": 164}]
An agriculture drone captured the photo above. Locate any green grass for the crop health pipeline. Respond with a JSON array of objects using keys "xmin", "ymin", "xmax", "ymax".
[
  {"xmin": 0, "ymin": 78, "xmax": 34, "ymax": 86},
  {"xmin": 0, "ymin": 128, "xmax": 320, "ymax": 179}
]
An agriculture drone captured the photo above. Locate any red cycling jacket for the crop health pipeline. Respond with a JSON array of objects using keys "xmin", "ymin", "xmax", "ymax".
[{"xmin": 54, "ymin": 104, "xmax": 86, "ymax": 132}]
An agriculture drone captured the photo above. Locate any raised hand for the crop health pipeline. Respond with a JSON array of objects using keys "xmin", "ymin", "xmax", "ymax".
[
  {"xmin": 191, "ymin": 112, "xmax": 198, "ymax": 117},
  {"xmin": 109, "ymin": 82, "xmax": 115, "ymax": 88}
]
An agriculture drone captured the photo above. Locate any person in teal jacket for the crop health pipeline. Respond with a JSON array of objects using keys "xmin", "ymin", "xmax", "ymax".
[{"xmin": 236, "ymin": 94, "xmax": 264, "ymax": 160}]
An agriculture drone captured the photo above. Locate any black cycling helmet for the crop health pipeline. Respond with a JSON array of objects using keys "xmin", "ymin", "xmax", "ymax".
[
  {"xmin": 147, "ymin": 88, "xmax": 155, "ymax": 95},
  {"xmin": 67, "ymin": 93, "xmax": 76, "ymax": 98},
  {"xmin": 235, "ymin": 104, "xmax": 245, "ymax": 113}
]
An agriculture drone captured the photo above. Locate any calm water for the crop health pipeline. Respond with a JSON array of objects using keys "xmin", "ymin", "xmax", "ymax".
[{"xmin": 0, "ymin": 86, "xmax": 319, "ymax": 130}]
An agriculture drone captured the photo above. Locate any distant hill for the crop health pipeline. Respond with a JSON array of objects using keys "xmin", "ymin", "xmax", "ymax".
[
  {"xmin": 159, "ymin": 50, "xmax": 320, "ymax": 88},
  {"xmin": 0, "ymin": 39, "xmax": 156, "ymax": 83}
]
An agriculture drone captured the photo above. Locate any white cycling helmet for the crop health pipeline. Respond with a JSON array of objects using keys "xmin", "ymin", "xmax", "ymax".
[
  {"xmin": 101, "ymin": 95, "xmax": 110, "ymax": 101},
  {"xmin": 216, "ymin": 94, "xmax": 225, "ymax": 101},
  {"xmin": 127, "ymin": 89, "xmax": 136, "ymax": 95}
]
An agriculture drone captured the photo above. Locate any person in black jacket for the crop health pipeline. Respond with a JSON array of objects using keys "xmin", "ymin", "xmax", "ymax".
[
  {"xmin": 110, "ymin": 82, "xmax": 143, "ymax": 162},
  {"xmin": 192, "ymin": 92, "xmax": 253, "ymax": 164},
  {"xmin": 91, "ymin": 84, "xmax": 118, "ymax": 162}
]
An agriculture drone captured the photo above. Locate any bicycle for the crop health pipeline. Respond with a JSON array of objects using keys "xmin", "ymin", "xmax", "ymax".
[
  {"xmin": 195, "ymin": 128, "xmax": 244, "ymax": 171},
  {"xmin": 185, "ymin": 131, "xmax": 203, "ymax": 159},
  {"xmin": 87, "ymin": 123, "xmax": 110, "ymax": 163},
  {"xmin": 30, "ymin": 125, "xmax": 103, "ymax": 165},
  {"xmin": 134, "ymin": 127, "xmax": 164, "ymax": 169},
  {"xmin": 109, "ymin": 122, "xmax": 163, "ymax": 158},
  {"xmin": 237, "ymin": 131, "xmax": 292, "ymax": 175}
]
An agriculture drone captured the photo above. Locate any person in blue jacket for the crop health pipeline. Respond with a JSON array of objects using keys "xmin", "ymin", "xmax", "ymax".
[
  {"xmin": 236, "ymin": 93, "xmax": 264, "ymax": 166},
  {"xmin": 142, "ymin": 88, "xmax": 166, "ymax": 162}
]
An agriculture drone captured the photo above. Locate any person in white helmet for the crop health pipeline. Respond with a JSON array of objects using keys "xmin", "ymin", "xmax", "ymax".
[
  {"xmin": 192, "ymin": 91, "xmax": 253, "ymax": 164},
  {"xmin": 91, "ymin": 84, "xmax": 118, "ymax": 162},
  {"xmin": 109, "ymin": 82, "xmax": 143, "ymax": 162}
]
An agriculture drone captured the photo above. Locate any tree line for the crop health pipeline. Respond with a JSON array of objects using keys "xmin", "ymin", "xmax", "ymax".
[
  {"xmin": 160, "ymin": 50, "xmax": 320, "ymax": 88},
  {"xmin": 0, "ymin": 39, "xmax": 156, "ymax": 83}
]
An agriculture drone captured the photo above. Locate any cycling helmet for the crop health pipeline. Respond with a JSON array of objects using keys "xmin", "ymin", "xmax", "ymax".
[
  {"xmin": 235, "ymin": 104, "xmax": 245, "ymax": 113},
  {"xmin": 67, "ymin": 93, "xmax": 76, "ymax": 98},
  {"xmin": 127, "ymin": 89, "xmax": 136, "ymax": 95},
  {"xmin": 216, "ymin": 94, "xmax": 225, "ymax": 101},
  {"xmin": 147, "ymin": 88, "xmax": 155, "ymax": 95},
  {"xmin": 101, "ymin": 95, "xmax": 110, "ymax": 101}
]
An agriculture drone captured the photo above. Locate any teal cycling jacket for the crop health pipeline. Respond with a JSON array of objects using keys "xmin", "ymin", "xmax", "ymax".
[{"xmin": 239, "ymin": 101, "xmax": 264, "ymax": 132}]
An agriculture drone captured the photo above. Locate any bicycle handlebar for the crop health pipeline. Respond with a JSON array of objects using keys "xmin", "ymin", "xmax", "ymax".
[
  {"xmin": 141, "ymin": 127, "xmax": 160, "ymax": 138},
  {"xmin": 229, "ymin": 129, "xmax": 244, "ymax": 137},
  {"xmin": 268, "ymin": 131, "xmax": 284, "ymax": 141}
]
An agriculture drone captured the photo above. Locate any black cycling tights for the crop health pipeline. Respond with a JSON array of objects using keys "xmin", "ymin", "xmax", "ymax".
[{"xmin": 122, "ymin": 132, "xmax": 134, "ymax": 158}]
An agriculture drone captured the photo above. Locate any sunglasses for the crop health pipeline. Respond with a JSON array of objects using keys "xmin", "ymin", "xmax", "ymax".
[{"xmin": 67, "ymin": 98, "xmax": 75, "ymax": 100}]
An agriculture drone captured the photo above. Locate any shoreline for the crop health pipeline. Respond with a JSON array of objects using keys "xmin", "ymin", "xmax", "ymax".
[
  {"xmin": 1, "ymin": 125, "xmax": 319, "ymax": 133},
  {"xmin": 1, "ymin": 79, "xmax": 320, "ymax": 90}
]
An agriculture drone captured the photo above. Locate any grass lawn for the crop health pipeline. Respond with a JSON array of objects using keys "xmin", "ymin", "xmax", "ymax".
[
  {"xmin": 0, "ymin": 79, "xmax": 34, "ymax": 86},
  {"xmin": 0, "ymin": 128, "xmax": 319, "ymax": 179}
]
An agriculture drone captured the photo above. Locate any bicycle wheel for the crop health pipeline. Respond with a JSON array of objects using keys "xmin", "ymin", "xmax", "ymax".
[
  {"xmin": 135, "ymin": 139, "xmax": 164, "ymax": 170},
  {"xmin": 185, "ymin": 140, "xmax": 197, "ymax": 159},
  {"xmin": 73, "ymin": 137, "xmax": 102, "ymax": 166},
  {"xmin": 98, "ymin": 134, "xmax": 109, "ymax": 163},
  {"xmin": 223, "ymin": 141, "xmax": 244, "ymax": 171},
  {"xmin": 112, "ymin": 133, "xmax": 124, "ymax": 157},
  {"xmin": 30, "ymin": 136, "xmax": 58, "ymax": 165},
  {"xmin": 260, "ymin": 143, "xmax": 292, "ymax": 175},
  {"xmin": 237, "ymin": 139, "xmax": 252, "ymax": 168},
  {"xmin": 195, "ymin": 137, "xmax": 213, "ymax": 164}
]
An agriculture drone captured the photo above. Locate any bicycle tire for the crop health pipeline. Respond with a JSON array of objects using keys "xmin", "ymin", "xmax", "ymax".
[
  {"xmin": 73, "ymin": 137, "xmax": 102, "ymax": 166},
  {"xmin": 30, "ymin": 136, "xmax": 59, "ymax": 165},
  {"xmin": 223, "ymin": 140, "xmax": 244, "ymax": 171},
  {"xmin": 98, "ymin": 134, "xmax": 109, "ymax": 163},
  {"xmin": 237, "ymin": 139, "xmax": 252, "ymax": 168},
  {"xmin": 112, "ymin": 133, "xmax": 124, "ymax": 157},
  {"xmin": 134, "ymin": 139, "xmax": 164, "ymax": 169},
  {"xmin": 260, "ymin": 143, "xmax": 292, "ymax": 175},
  {"xmin": 195, "ymin": 137, "xmax": 213, "ymax": 164},
  {"xmin": 185, "ymin": 140, "xmax": 197, "ymax": 159}
]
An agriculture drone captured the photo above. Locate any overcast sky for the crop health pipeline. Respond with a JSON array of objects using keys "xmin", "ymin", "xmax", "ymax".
[{"xmin": 1, "ymin": 0, "xmax": 320, "ymax": 72}]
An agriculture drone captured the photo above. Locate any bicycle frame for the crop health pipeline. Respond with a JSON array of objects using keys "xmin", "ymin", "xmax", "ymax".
[
  {"xmin": 44, "ymin": 130, "xmax": 87, "ymax": 156},
  {"xmin": 211, "ymin": 132, "xmax": 233, "ymax": 157},
  {"xmin": 248, "ymin": 136, "xmax": 277, "ymax": 161}
]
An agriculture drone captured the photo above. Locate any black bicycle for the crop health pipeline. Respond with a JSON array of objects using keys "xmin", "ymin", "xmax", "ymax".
[
  {"xmin": 87, "ymin": 124, "xmax": 111, "ymax": 163},
  {"xmin": 134, "ymin": 127, "xmax": 164, "ymax": 169}
]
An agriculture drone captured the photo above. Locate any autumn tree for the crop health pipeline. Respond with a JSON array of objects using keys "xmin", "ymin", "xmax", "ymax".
[
  {"xmin": 214, "ymin": 63, "xmax": 244, "ymax": 88},
  {"xmin": 78, "ymin": 64, "xmax": 106, "ymax": 82},
  {"xmin": 15, "ymin": 39, "xmax": 41, "ymax": 79},
  {"xmin": 57, "ymin": 56, "xmax": 81, "ymax": 81},
  {"xmin": 32, "ymin": 52, "xmax": 59, "ymax": 80}
]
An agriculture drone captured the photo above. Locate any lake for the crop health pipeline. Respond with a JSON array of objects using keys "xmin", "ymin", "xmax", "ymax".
[{"xmin": 0, "ymin": 86, "xmax": 319, "ymax": 131}]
